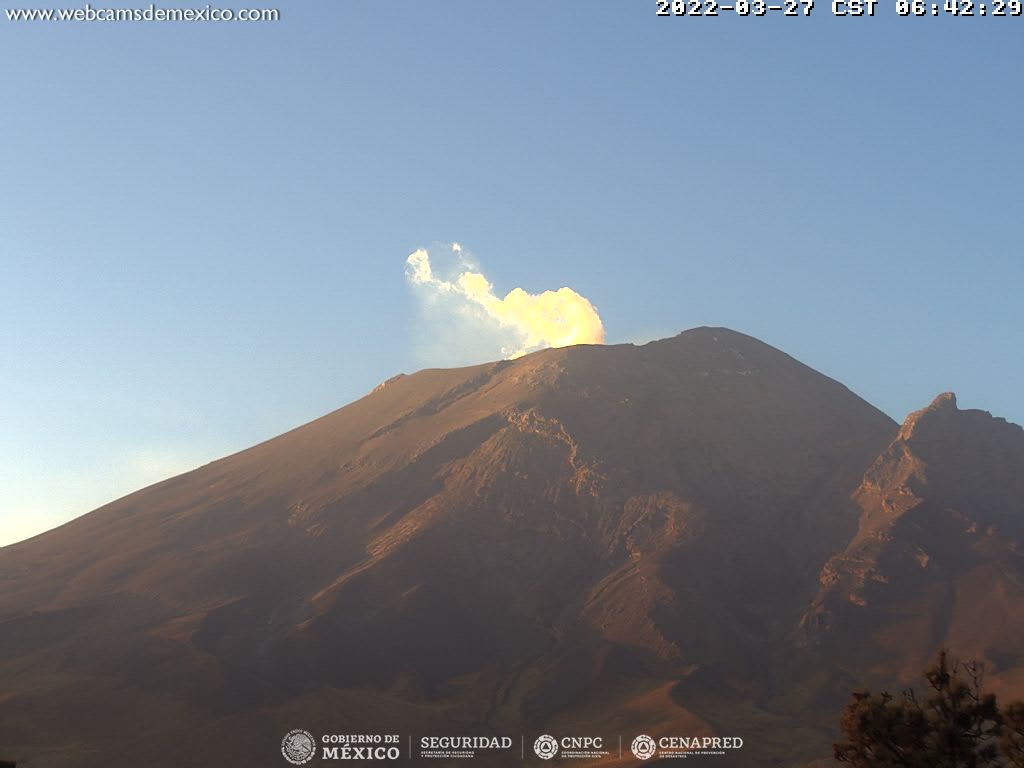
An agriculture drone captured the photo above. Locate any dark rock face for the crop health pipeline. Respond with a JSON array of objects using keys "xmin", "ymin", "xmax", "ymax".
[
  {"xmin": 1, "ymin": 327, "xmax": 1021, "ymax": 767},
  {"xmin": 803, "ymin": 391, "xmax": 1024, "ymax": 687}
]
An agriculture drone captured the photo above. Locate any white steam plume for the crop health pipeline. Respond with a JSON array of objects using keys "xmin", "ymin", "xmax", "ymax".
[{"xmin": 405, "ymin": 243, "xmax": 605, "ymax": 360}]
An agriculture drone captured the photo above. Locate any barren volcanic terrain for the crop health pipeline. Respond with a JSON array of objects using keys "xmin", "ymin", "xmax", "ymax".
[{"xmin": 2, "ymin": 328, "xmax": 1022, "ymax": 767}]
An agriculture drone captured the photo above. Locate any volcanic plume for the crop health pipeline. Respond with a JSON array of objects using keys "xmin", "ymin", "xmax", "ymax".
[{"xmin": 405, "ymin": 243, "xmax": 605, "ymax": 359}]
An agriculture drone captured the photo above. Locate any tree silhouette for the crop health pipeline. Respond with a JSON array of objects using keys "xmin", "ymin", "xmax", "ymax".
[
  {"xmin": 1003, "ymin": 701, "xmax": 1024, "ymax": 768},
  {"xmin": 834, "ymin": 650, "xmax": 1024, "ymax": 767}
]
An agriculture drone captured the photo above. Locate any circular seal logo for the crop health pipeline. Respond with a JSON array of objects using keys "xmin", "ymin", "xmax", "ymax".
[
  {"xmin": 631, "ymin": 734, "xmax": 657, "ymax": 760},
  {"xmin": 534, "ymin": 734, "xmax": 559, "ymax": 760},
  {"xmin": 281, "ymin": 729, "xmax": 316, "ymax": 765}
]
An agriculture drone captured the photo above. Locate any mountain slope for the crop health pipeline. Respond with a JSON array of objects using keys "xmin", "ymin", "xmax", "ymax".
[
  {"xmin": 8, "ymin": 327, "xmax": 1013, "ymax": 767},
  {"xmin": 801, "ymin": 392, "xmax": 1024, "ymax": 696}
]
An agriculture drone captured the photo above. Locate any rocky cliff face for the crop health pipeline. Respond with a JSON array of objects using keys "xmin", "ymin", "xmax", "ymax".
[
  {"xmin": 802, "ymin": 392, "xmax": 1024, "ymax": 694},
  {"xmin": 1, "ymin": 328, "xmax": 1020, "ymax": 767}
]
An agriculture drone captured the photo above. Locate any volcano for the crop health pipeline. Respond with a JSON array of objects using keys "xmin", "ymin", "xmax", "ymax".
[{"xmin": 2, "ymin": 327, "xmax": 1022, "ymax": 767}]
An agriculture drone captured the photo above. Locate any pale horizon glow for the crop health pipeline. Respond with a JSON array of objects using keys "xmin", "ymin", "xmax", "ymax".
[{"xmin": 0, "ymin": 446, "xmax": 219, "ymax": 547}]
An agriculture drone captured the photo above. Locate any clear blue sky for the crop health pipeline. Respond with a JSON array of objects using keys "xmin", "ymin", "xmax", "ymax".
[{"xmin": 2, "ymin": 1, "xmax": 1021, "ymax": 545}]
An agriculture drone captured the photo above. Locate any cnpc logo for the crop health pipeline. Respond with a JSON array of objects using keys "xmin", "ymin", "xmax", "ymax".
[{"xmin": 533, "ymin": 734, "xmax": 605, "ymax": 760}]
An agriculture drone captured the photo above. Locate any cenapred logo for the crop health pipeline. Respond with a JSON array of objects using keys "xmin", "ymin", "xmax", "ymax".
[
  {"xmin": 281, "ymin": 729, "xmax": 316, "ymax": 765},
  {"xmin": 534, "ymin": 734, "xmax": 559, "ymax": 759},
  {"xmin": 630, "ymin": 733, "xmax": 745, "ymax": 760},
  {"xmin": 631, "ymin": 734, "xmax": 657, "ymax": 760}
]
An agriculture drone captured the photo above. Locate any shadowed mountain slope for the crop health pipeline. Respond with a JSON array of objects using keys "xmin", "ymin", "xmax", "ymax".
[
  {"xmin": 800, "ymin": 392, "xmax": 1024, "ymax": 698},
  {"xmin": 2, "ymin": 327, "xmax": 1020, "ymax": 767}
]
